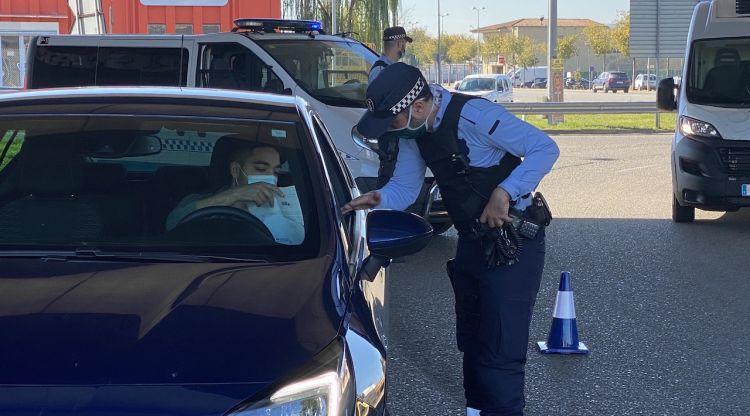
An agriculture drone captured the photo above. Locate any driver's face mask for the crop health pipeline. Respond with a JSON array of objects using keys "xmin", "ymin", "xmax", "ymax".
[{"xmin": 240, "ymin": 167, "xmax": 278, "ymax": 187}]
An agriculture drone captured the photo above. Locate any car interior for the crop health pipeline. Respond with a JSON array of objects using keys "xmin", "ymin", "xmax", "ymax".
[{"xmin": 0, "ymin": 118, "xmax": 317, "ymax": 253}]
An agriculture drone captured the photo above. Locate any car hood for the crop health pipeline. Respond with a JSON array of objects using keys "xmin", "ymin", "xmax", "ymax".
[
  {"xmin": 685, "ymin": 103, "xmax": 750, "ymax": 141},
  {"xmin": 0, "ymin": 257, "xmax": 340, "ymax": 386}
]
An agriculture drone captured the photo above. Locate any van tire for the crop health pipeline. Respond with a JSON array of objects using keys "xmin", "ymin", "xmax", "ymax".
[{"xmin": 672, "ymin": 196, "xmax": 695, "ymax": 223}]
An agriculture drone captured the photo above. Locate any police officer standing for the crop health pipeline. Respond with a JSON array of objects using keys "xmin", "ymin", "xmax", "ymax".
[
  {"xmin": 368, "ymin": 26, "xmax": 413, "ymax": 83},
  {"xmin": 342, "ymin": 63, "xmax": 559, "ymax": 416}
]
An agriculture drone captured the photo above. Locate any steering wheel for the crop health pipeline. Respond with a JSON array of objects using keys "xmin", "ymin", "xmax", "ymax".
[
  {"xmin": 343, "ymin": 78, "xmax": 361, "ymax": 85},
  {"xmin": 175, "ymin": 206, "xmax": 274, "ymax": 243}
]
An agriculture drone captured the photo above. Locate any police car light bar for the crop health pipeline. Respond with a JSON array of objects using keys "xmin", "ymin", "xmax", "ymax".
[{"xmin": 232, "ymin": 19, "xmax": 324, "ymax": 34}]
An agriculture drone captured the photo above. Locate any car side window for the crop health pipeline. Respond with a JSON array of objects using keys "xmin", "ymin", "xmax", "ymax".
[
  {"xmin": 0, "ymin": 130, "xmax": 24, "ymax": 172},
  {"xmin": 198, "ymin": 43, "xmax": 284, "ymax": 93},
  {"xmin": 312, "ymin": 117, "xmax": 354, "ymax": 235}
]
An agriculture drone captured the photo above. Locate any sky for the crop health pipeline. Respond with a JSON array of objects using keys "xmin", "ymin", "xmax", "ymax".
[{"xmin": 399, "ymin": 0, "xmax": 631, "ymax": 36}]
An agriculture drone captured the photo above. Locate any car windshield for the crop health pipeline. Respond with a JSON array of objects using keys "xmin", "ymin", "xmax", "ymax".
[
  {"xmin": 0, "ymin": 114, "xmax": 321, "ymax": 261},
  {"xmin": 686, "ymin": 37, "xmax": 750, "ymax": 107},
  {"xmin": 610, "ymin": 73, "xmax": 628, "ymax": 79},
  {"xmin": 256, "ymin": 38, "xmax": 378, "ymax": 107},
  {"xmin": 458, "ymin": 78, "xmax": 495, "ymax": 91}
]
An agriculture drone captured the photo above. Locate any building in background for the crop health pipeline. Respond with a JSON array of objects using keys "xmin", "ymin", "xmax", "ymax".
[
  {"xmin": 0, "ymin": 0, "xmax": 280, "ymax": 87},
  {"xmin": 472, "ymin": 18, "xmax": 629, "ymax": 76}
]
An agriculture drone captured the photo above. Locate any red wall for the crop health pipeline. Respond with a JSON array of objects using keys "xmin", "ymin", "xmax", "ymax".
[
  {"xmin": 0, "ymin": 0, "xmax": 74, "ymax": 33},
  {"xmin": 101, "ymin": 0, "xmax": 281, "ymax": 34},
  {"xmin": 0, "ymin": 0, "xmax": 281, "ymax": 34}
]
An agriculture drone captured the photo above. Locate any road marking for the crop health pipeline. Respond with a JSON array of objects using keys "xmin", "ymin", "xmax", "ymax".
[{"xmin": 615, "ymin": 164, "xmax": 659, "ymax": 173}]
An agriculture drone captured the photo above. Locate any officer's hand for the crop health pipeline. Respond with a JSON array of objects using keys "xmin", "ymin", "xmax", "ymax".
[
  {"xmin": 480, "ymin": 187, "xmax": 512, "ymax": 228},
  {"xmin": 341, "ymin": 191, "xmax": 381, "ymax": 214}
]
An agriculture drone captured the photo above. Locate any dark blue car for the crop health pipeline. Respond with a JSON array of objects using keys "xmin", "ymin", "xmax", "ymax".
[{"xmin": 0, "ymin": 88, "xmax": 432, "ymax": 415}]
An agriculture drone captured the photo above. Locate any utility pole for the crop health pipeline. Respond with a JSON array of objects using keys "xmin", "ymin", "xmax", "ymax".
[
  {"xmin": 439, "ymin": 13, "xmax": 450, "ymax": 84},
  {"xmin": 331, "ymin": 0, "xmax": 337, "ymax": 34},
  {"xmin": 437, "ymin": 0, "xmax": 442, "ymax": 84},
  {"xmin": 547, "ymin": 0, "xmax": 557, "ymax": 101},
  {"xmin": 472, "ymin": 6, "xmax": 485, "ymax": 71}
]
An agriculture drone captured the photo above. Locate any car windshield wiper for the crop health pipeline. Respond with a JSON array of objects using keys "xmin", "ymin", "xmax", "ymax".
[{"xmin": 0, "ymin": 249, "xmax": 269, "ymax": 263}]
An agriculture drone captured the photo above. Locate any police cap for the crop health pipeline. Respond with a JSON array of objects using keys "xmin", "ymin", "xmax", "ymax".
[
  {"xmin": 382, "ymin": 26, "xmax": 413, "ymax": 42},
  {"xmin": 358, "ymin": 62, "xmax": 427, "ymax": 138}
]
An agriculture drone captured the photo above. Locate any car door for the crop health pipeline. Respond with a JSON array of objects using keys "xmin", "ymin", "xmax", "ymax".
[
  {"xmin": 310, "ymin": 113, "xmax": 389, "ymax": 349},
  {"xmin": 196, "ymin": 38, "xmax": 287, "ymax": 93}
]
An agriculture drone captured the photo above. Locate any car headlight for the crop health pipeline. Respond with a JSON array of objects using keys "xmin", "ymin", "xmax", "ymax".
[
  {"xmin": 227, "ymin": 339, "xmax": 353, "ymax": 416},
  {"xmin": 351, "ymin": 126, "xmax": 380, "ymax": 162},
  {"xmin": 679, "ymin": 116, "xmax": 722, "ymax": 139},
  {"xmin": 352, "ymin": 126, "xmax": 379, "ymax": 151}
]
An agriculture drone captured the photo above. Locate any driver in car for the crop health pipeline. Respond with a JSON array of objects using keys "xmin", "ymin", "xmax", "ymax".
[{"xmin": 166, "ymin": 143, "xmax": 304, "ymax": 245}]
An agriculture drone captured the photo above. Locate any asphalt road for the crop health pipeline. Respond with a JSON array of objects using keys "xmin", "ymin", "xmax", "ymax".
[{"xmin": 385, "ymin": 133, "xmax": 750, "ymax": 415}]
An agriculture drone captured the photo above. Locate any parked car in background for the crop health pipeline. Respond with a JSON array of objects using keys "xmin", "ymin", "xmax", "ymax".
[
  {"xmin": 510, "ymin": 66, "xmax": 547, "ymax": 88},
  {"xmin": 0, "ymin": 86, "xmax": 433, "ymax": 415},
  {"xmin": 634, "ymin": 73, "xmax": 657, "ymax": 90},
  {"xmin": 531, "ymin": 77, "xmax": 547, "ymax": 88},
  {"xmin": 455, "ymin": 74, "xmax": 514, "ymax": 103},
  {"xmin": 592, "ymin": 71, "xmax": 631, "ymax": 93},
  {"xmin": 565, "ymin": 77, "xmax": 590, "ymax": 89}
]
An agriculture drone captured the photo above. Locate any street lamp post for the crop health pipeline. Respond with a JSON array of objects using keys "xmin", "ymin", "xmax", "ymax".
[
  {"xmin": 472, "ymin": 6, "xmax": 485, "ymax": 71},
  {"xmin": 437, "ymin": 0, "xmax": 441, "ymax": 84},
  {"xmin": 439, "ymin": 12, "xmax": 450, "ymax": 84}
]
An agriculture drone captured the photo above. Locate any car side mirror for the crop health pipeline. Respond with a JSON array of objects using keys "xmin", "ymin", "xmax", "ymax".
[
  {"xmin": 359, "ymin": 210, "xmax": 433, "ymax": 281},
  {"xmin": 657, "ymin": 77, "xmax": 677, "ymax": 111}
]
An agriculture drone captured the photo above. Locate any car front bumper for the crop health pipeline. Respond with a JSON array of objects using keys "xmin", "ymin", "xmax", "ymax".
[{"xmin": 672, "ymin": 133, "xmax": 750, "ymax": 210}]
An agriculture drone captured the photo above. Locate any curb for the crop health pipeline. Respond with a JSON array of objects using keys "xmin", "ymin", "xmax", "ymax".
[{"xmin": 541, "ymin": 128, "xmax": 674, "ymax": 135}]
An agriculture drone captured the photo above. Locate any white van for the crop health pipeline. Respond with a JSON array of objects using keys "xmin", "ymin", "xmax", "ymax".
[
  {"xmin": 510, "ymin": 66, "xmax": 547, "ymax": 88},
  {"xmin": 25, "ymin": 19, "xmax": 451, "ymax": 232},
  {"xmin": 657, "ymin": 0, "xmax": 750, "ymax": 222},
  {"xmin": 455, "ymin": 74, "xmax": 513, "ymax": 103}
]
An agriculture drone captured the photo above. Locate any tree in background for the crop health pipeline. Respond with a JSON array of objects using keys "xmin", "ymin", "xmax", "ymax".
[
  {"xmin": 482, "ymin": 34, "xmax": 540, "ymax": 72},
  {"xmin": 407, "ymin": 27, "xmax": 437, "ymax": 66},
  {"xmin": 282, "ymin": 0, "xmax": 397, "ymax": 51},
  {"xmin": 445, "ymin": 34, "xmax": 475, "ymax": 64},
  {"xmin": 610, "ymin": 11, "xmax": 633, "ymax": 80},
  {"xmin": 583, "ymin": 24, "xmax": 613, "ymax": 72},
  {"xmin": 556, "ymin": 34, "xmax": 579, "ymax": 61}
]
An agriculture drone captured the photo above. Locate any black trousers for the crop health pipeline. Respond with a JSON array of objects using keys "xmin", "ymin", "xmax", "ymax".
[{"xmin": 451, "ymin": 229, "xmax": 546, "ymax": 416}]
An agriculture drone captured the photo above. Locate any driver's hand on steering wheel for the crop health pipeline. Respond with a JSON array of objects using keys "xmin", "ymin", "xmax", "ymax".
[{"xmin": 198, "ymin": 183, "xmax": 284, "ymax": 209}]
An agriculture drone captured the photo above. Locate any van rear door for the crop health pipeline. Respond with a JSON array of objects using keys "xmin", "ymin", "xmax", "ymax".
[{"xmin": 28, "ymin": 36, "xmax": 195, "ymax": 89}]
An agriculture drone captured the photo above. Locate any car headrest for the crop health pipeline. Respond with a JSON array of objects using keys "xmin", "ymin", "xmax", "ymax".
[
  {"xmin": 16, "ymin": 136, "xmax": 84, "ymax": 195},
  {"xmin": 715, "ymin": 48, "xmax": 740, "ymax": 65}
]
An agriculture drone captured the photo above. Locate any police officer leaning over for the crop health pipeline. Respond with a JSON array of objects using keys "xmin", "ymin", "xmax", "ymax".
[
  {"xmin": 368, "ymin": 26, "xmax": 412, "ymax": 83},
  {"xmin": 342, "ymin": 63, "xmax": 560, "ymax": 416}
]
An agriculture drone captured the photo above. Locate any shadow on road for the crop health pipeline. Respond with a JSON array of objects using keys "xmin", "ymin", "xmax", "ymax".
[{"xmin": 387, "ymin": 211, "xmax": 750, "ymax": 415}]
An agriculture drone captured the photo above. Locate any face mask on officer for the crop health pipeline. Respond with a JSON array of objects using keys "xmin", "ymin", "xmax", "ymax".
[{"xmin": 386, "ymin": 98, "xmax": 435, "ymax": 140}]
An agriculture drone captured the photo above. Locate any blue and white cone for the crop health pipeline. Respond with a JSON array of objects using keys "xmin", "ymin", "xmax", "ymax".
[{"xmin": 537, "ymin": 271, "xmax": 589, "ymax": 354}]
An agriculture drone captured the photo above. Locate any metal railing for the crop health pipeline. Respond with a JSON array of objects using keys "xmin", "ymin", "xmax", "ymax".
[{"xmin": 502, "ymin": 101, "xmax": 664, "ymax": 115}]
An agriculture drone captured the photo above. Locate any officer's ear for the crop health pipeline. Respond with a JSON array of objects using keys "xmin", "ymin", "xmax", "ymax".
[{"xmin": 411, "ymin": 99, "xmax": 430, "ymax": 117}]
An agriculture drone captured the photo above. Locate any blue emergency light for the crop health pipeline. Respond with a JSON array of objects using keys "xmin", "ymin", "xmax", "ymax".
[{"xmin": 232, "ymin": 19, "xmax": 325, "ymax": 34}]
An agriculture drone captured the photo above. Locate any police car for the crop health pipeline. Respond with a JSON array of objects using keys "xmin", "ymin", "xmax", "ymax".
[
  {"xmin": 26, "ymin": 18, "xmax": 452, "ymax": 233},
  {"xmin": 0, "ymin": 86, "xmax": 432, "ymax": 415}
]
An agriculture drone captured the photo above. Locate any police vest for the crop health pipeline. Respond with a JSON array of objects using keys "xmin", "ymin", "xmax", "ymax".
[{"xmin": 415, "ymin": 94, "xmax": 521, "ymax": 233}]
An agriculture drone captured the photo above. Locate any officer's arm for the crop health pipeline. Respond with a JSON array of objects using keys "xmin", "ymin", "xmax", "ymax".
[
  {"xmin": 376, "ymin": 138, "xmax": 426, "ymax": 210},
  {"xmin": 476, "ymin": 105, "xmax": 560, "ymax": 199},
  {"xmin": 368, "ymin": 66, "xmax": 383, "ymax": 84}
]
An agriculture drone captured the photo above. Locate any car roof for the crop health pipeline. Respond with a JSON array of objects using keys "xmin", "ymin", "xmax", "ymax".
[
  {"xmin": 0, "ymin": 87, "xmax": 298, "ymax": 108},
  {"xmin": 465, "ymin": 74, "xmax": 507, "ymax": 79}
]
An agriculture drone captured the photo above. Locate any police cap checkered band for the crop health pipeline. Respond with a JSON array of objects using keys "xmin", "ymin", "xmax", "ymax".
[
  {"xmin": 389, "ymin": 77, "xmax": 424, "ymax": 115},
  {"xmin": 384, "ymin": 33, "xmax": 408, "ymax": 41}
]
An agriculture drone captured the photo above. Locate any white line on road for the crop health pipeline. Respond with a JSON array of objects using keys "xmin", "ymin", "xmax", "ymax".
[{"xmin": 615, "ymin": 164, "xmax": 659, "ymax": 173}]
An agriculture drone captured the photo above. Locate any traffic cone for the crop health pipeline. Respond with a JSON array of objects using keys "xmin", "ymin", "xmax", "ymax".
[{"xmin": 537, "ymin": 271, "xmax": 589, "ymax": 354}]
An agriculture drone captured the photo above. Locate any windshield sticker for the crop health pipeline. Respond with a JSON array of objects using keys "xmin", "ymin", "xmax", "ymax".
[{"xmin": 271, "ymin": 129, "xmax": 287, "ymax": 139}]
